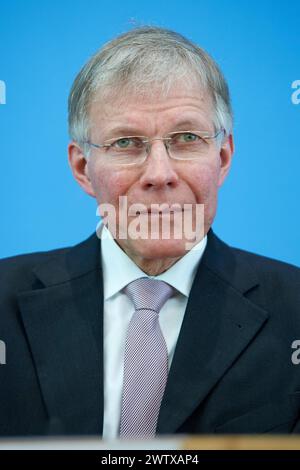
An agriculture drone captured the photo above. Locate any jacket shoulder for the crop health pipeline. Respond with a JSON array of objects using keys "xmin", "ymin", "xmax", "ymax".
[
  {"xmin": 0, "ymin": 245, "xmax": 72, "ymax": 294},
  {"xmin": 228, "ymin": 244, "xmax": 300, "ymax": 314},
  {"xmin": 231, "ymin": 245, "xmax": 300, "ymax": 281},
  {"xmin": 207, "ymin": 230, "xmax": 300, "ymax": 286},
  {"xmin": 206, "ymin": 231, "xmax": 300, "ymax": 312}
]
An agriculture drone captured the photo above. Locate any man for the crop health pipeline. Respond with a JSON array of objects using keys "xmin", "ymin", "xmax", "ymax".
[{"xmin": 1, "ymin": 27, "xmax": 300, "ymax": 438}]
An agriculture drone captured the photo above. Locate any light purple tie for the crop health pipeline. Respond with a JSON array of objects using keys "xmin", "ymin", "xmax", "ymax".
[{"xmin": 119, "ymin": 277, "xmax": 174, "ymax": 439}]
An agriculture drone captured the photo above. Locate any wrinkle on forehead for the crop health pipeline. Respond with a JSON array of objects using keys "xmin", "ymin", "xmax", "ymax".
[
  {"xmin": 89, "ymin": 75, "xmax": 212, "ymax": 118},
  {"xmin": 88, "ymin": 81, "xmax": 214, "ymax": 138}
]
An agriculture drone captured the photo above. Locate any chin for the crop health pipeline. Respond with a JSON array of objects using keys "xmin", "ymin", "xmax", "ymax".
[{"xmin": 126, "ymin": 237, "xmax": 192, "ymax": 260}]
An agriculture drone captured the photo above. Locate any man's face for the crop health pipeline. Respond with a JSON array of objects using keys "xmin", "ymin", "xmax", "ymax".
[{"xmin": 69, "ymin": 81, "xmax": 233, "ymax": 267}]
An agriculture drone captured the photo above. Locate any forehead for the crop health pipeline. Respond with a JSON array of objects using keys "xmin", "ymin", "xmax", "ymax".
[{"xmin": 88, "ymin": 81, "xmax": 215, "ymax": 138}]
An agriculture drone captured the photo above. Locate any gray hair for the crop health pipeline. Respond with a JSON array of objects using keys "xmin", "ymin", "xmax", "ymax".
[{"xmin": 68, "ymin": 26, "xmax": 233, "ymax": 150}]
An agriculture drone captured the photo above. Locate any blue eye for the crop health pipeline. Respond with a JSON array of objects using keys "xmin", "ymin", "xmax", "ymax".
[
  {"xmin": 115, "ymin": 138, "xmax": 132, "ymax": 148},
  {"xmin": 112, "ymin": 137, "xmax": 144, "ymax": 150},
  {"xmin": 177, "ymin": 133, "xmax": 199, "ymax": 143}
]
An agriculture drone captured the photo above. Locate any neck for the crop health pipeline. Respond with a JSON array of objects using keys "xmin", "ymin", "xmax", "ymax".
[
  {"xmin": 117, "ymin": 241, "xmax": 182, "ymax": 275},
  {"xmin": 128, "ymin": 254, "xmax": 182, "ymax": 276}
]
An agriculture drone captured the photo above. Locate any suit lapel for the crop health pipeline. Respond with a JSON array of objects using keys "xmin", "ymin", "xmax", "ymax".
[
  {"xmin": 17, "ymin": 234, "xmax": 104, "ymax": 435},
  {"xmin": 157, "ymin": 230, "xmax": 269, "ymax": 434}
]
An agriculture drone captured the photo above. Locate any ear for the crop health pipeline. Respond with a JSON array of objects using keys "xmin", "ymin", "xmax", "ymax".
[
  {"xmin": 68, "ymin": 142, "xmax": 96, "ymax": 197},
  {"xmin": 218, "ymin": 133, "xmax": 234, "ymax": 187}
]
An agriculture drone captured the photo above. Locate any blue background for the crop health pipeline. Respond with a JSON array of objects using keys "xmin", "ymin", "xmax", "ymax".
[{"xmin": 0, "ymin": 0, "xmax": 299, "ymax": 266}]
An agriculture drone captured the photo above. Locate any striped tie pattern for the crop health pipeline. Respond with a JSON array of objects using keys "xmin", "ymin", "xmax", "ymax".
[{"xmin": 119, "ymin": 277, "xmax": 174, "ymax": 439}]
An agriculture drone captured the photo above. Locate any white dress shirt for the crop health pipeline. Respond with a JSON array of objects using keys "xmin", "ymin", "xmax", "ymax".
[{"xmin": 100, "ymin": 224, "xmax": 207, "ymax": 439}]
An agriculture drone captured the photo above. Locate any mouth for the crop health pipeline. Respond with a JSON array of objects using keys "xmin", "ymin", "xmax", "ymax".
[
  {"xmin": 136, "ymin": 207, "xmax": 185, "ymax": 215},
  {"xmin": 129, "ymin": 202, "xmax": 195, "ymax": 215}
]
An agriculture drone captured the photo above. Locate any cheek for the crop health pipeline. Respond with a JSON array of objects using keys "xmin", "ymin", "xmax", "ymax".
[
  {"xmin": 88, "ymin": 163, "xmax": 134, "ymax": 205},
  {"xmin": 187, "ymin": 163, "xmax": 220, "ymax": 203}
]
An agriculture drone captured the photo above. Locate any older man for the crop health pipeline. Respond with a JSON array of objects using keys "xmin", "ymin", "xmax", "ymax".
[{"xmin": 1, "ymin": 27, "xmax": 300, "ymax": 438}]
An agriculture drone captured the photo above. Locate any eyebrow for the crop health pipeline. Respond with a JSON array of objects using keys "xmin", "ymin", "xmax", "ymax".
[
  {"xmin": 103, "ymin": 119, "xmax": 212, "ymax": 139},
  {"xmin": 171, "ymin": 120, "xmax": 212, "ymax": 131},
  {"xmin": 104, "ymin": 126, "xmax": 146, "ymax": 138}
]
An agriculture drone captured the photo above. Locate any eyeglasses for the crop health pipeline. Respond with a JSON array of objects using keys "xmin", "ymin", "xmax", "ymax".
[{"xmin": 81, "ymin": 129, "xmax": 225, "ymax": 166}]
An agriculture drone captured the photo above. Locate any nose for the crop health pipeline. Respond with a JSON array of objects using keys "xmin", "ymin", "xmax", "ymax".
[{"xmin": 139, "ymin": 139, "xmax": 179, "ymax": 190}]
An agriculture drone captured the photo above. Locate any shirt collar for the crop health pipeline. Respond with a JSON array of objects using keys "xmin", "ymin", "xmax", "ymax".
[{"xmin": 100, "ymin": 223, "xmax": 207, "ymax": 300}]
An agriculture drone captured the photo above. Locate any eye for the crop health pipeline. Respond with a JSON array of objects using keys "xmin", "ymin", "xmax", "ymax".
[
  {"xmin": 173, "ymin": 132, "xmax": 201, "ymax": 143},
  {"xmin": 114, "ymin": 138, "xmax": 132, "ymax": 149},
  {"xmin": 112, "ymin": 137, "xmax": 143, "ymax": 149}
]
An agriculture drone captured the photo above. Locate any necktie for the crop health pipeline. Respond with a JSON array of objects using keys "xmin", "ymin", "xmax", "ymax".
[{"xmin": 119, "ymin": 277, "xmax": 174, "ymax": 439}]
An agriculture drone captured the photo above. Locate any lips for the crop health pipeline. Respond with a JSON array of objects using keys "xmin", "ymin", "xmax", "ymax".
[
  {"xmin": 134, "ymin": 206, "xmax": 191, "ymax": 215},
  {"xmin": 148, "ymin": 207, "xmax": 183, "ymax": 214}
]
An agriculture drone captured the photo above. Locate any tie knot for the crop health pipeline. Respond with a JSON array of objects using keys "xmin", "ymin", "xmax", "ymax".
[{"xmin": 124, "ymin": 277, "xmax": 174, "ymax": 313}]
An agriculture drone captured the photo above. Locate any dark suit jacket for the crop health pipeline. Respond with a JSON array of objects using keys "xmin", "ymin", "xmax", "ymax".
[{"xmin": 1, "ymin": 229, "xmax": 300, "ymax": 437}]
